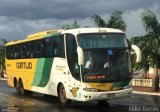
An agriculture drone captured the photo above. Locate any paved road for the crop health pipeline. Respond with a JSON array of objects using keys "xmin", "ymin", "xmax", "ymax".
[{"xmin": 0, "ymin": 80, "xmax": 160, "ymax": 112}]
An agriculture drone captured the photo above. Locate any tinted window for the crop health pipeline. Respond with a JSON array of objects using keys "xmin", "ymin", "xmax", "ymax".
[
  {"xmin": 66, "ymin": 34, "xmax": 79, "ymax": 80},
  {"xmin": 78, "ymin": 33, "xmax": 128, "ymax": 49},
  {"xmin": 6, "ymin": 35, "xmax": 65, "ymax": 59}
]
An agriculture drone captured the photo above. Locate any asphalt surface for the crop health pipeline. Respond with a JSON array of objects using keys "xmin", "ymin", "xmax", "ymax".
[{"xmin": 0, "ymin": 80, "xmax": 160, "ymax": 112}]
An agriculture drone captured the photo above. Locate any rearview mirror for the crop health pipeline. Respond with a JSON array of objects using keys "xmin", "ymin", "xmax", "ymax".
[
  {"xmin": 77, "ymin": 47, "xmax": 84, "ymax": 65},
  {"xmin": 131, "ymin": 44, "xmax": 141, "ymax": 63}
]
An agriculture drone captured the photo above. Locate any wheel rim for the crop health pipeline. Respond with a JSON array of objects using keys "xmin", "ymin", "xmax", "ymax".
[{"xmin": 59, "ymin": 85, "xmax": 67, "ymax": 104}]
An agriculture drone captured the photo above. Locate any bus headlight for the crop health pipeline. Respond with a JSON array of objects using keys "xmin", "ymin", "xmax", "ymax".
[{"xmin": 83, "ymin": 88, "xmax": 98, "ymax": 92}]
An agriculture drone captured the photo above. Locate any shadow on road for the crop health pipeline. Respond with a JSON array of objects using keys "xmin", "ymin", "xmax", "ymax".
[{"xmin": 11, "ymin": 92, "xmax": 129, "ymax": 112}]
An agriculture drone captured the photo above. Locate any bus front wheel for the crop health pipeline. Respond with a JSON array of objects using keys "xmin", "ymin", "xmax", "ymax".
[{"xmin": 58, "ymin": 84, "xmax": 70, "ymax": 106}]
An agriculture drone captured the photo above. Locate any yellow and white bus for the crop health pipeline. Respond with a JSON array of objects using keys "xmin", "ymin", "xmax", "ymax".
[{"xmin": 5, "ymin": 28, "xmax": 141, "ymax": 105}]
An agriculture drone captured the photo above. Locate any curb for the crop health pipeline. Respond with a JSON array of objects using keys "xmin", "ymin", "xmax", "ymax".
[
  {"xmin": 0, "ymin": 78, "xmax": 7, "ymax": 81},
  {"xmin": 133, "ymin": 91, "xmax": 160, "ymax": 96}
]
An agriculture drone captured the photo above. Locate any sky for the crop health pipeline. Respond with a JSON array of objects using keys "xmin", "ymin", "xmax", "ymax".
[{"xmin": 0, "ymin": 0, "xmax": 160, "ymax": 41}]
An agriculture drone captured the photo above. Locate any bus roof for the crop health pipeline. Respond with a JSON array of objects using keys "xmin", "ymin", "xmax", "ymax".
[
  {"xmin": 6, "ymin": 30, "xmax": 58, "ymax": 46},
  {"xmin": 61, "ymin": 28, "xmax": 124, "ymax": 35},
  {"xmin": 6, "ymin": 28, "xmax": 124, "ymax": 46}
]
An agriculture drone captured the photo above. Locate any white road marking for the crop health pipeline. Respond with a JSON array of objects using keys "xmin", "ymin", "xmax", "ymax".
[
  {"xmin": 5, "ymin": 94, "xmax": 9, "ymax": 97},
  {"xmin": 19, "ymin": 99, "xmax": 25, "ymax": 102},
  {"xmin": 10, "ymin": 96, "xmax": 18, "ymax": 100},
  {"xmin": 0, "ymin": 78, "xmax": 7, "ymax": 80},
  {"xmin": 27, "ymin": 102, "xmax": 35, "ymax": 105},
  {"xmin": 133, "ymin": 91, "xmax": 160, "ymax": 96},
  {"xmin": 0, "ymin": 92, "xmax": 4, "ymax": 95}
]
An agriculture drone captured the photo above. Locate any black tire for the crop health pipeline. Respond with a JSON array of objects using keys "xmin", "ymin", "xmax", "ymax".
[
  {"xmin": 19, "ymin": 80, "xmax": 25, "ymax": 96},
  {"xmin": 58, "ymin": 84, "xmax": 71, "ymax": 106},
  {"xmin": 15, "ymin": 80, "xmax": 20, "ymax": 94}
]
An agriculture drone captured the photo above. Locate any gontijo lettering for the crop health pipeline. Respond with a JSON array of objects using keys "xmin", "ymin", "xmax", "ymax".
[{"xmin": 16, "ymin": 62, "xmax": 32, "ymax": 69}]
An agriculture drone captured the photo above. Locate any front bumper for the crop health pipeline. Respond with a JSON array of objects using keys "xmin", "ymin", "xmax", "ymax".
[{"xmin": 81, "ymin": 88, "xmax": 132, "ymax": 101}]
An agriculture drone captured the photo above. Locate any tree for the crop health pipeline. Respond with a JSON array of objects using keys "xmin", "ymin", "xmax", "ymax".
[
  {"xmin": 71, "ymin": 20, "xmax": 80, "ymax": 29},
  {"xmin": 130, "ymin": 35, "xmax": 152, "ymax": 76},
  {"xmin": 92, "ymin": 10, "xmax": 127, "ymax": 31},
  {"xmin": 131, "ymin": 10, "xmax": 160, "ymax": 91},
  {"xmin": 141, "ymin": 11, "xmax": 160, "ymax": 36},
  {"xmin": 62, "ymin": 20, "xmax": 80, "ymax": 30},
  {"xmin": 91, "ymin": 15, "xmax": 107, "ymax": 27},
  {"xmin": 141, "ymin": 10, "xmax": 160, "ymax": 92},
  {"xmin": 0, "ymin": 39, "xmax": 7, "ymax": 77},
  {"xmin": 61, "ymin": 24, "xmax": 71, "ymax": 30}
]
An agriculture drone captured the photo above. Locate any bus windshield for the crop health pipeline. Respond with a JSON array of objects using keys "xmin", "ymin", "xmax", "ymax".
[
  {"xmin": 77, "ymin": 33, "xmax": 131, "ymax": 82},
  {"xmin": 77, "ymin": 33, "xmax": 128, "ymax": 49}
]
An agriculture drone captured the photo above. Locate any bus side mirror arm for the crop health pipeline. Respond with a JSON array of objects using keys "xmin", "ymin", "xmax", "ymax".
[
  {"xmin": 131, "ymin": 44, "xmax": 141, "ymax": 63},
  {"xmin": 77, "ymin": 47, "xmax": 84, "ymax": 65}
]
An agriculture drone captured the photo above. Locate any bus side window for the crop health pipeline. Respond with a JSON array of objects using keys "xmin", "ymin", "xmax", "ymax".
[
  {"xmin": 66, "ymin": 34, "xmax": 79, "ymax": 79},
  {"xmin": 54, "ymin": 35, "xmax": 65, "ymax": 58},
  {"xmin": 41, "ymin": 40, "xmax": 46, "ymax": 57},
  {"xmin": 12, "ymin": 46, "xmax": 15, "ymax": 59},
  {"xmin": 14, "ymin": 45, "xmax": 20, "ymax": 59},
  {"xmin": 46, "ymin": 38, "xmax": 55, "ymax": 57},
  {"xmin": 46, "ymin": 38, "xmax": 50, "ymax": 57},
  {"xmin": 6, "ymin": 47, "xmax": 8, "ymax": 59},
  {"xmin": 19, "ymin": 44, "xmax": 22, "ymax": 58},
  {"xmin": 11, "ymin": 46, "xmax": 15, "ymax": 59},
  {"xmin": 22, "ymin": 44, "xmax": 25, "ymax": 58},
  {"xmin": 14, "ymin": 46, "xmax": 17, "ymax": 59},
  {"xmin": 36, "ymin": 41, "xmax": 42, "ymax": 58},
  {"xmin": 26, "ymin": 43, "xmax": 30, "ymax": 58},
  {"xmin": 30, "ymin": 42, "xmax": 35, "ymax": 58},
  {"xmin": 6, "ymin": 46, "xmax": 12, "ymax": 59},
  {"xmin": 36, "ymin": 39, "xmax": 45, "ymax": 58},
  {"xmin": 22, "ymin": 44, "xmax": 29, "ymax": 58}
]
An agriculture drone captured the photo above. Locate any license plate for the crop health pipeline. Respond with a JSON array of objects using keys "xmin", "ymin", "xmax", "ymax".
[{"xmin": 107, "ymin": 93, "xmax": 115, "ymax": 97}]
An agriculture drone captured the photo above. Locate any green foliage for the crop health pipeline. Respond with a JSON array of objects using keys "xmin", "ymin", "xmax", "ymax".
[
  {"xmin": 62, "ymin": 20, "xmax": 80, "ymax": 30},
  {"xmin": 141, "ymin": 10, "xmax": 160, "ymax": 91},
  {"xmin": 72, "ymin": 20, "xmax": 80, "ymax": 29},
  {"xmin": 61, "ymin": 24, "xmax": 71, "ymax": 30},
  {"xmin": 131, "ymin": 10, "xmax": 160, "ymax": 70},
  {"xmin": 92, "ymin": 14, "xmax": 107, "ymax": 27},
  {"xmin": 0, "ymin": 39, "xmax": 7, "ymax": 70},
  {"xmin": 92, "ymin": 10, "xmax": 127, "ymax": 31},
  {"xmin": 130, "ymin": 35, "xmax": 153, "ymax": 70},
  {"xmin": 141, "ymin": 10, "xmax": 160, "ymax": 35},
  {"xmin": 141, "ymin": 11, "xmax": 160, "ymax": 68},
  {"xmin": 107, "ymin": 11, "xmax": 127, "ymax": 31}
]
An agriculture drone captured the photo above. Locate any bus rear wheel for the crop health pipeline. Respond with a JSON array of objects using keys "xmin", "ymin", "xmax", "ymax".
[
  {"xmin": 19, "ymin": 80, "xmax": 25, "ymax": 96},
  {"xmin": 58, "ymin": 84, "xmax": 70, "ymax": 106},
  {"xmin": 15, "ymin": 80, "xmax": 20, "ymax": 94}
]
